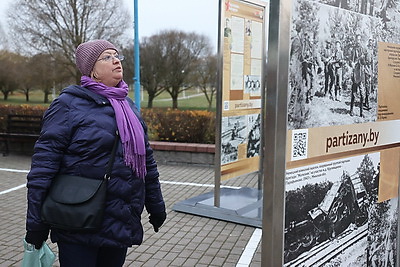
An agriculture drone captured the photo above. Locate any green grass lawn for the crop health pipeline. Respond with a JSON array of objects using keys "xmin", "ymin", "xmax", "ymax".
[
  {"xmin": 0, "ymin": 91, "xmax": 50, "ymax": 106},
  {"xmin": 0, "ymin": 88, "xmax": 216, "ymax": 110}
]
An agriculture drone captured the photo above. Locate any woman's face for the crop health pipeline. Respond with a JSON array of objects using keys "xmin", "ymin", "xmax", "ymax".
[{"xmin": 91, "ymin": 49, "xmax": 123, "ymax": 87}]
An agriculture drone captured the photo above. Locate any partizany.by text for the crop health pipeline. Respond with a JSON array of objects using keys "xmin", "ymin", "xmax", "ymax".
[{"xmin": 326, "ymin": 129, "xmax": 379, "ymax": 153}]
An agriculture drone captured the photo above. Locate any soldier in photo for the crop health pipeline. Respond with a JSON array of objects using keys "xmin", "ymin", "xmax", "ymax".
[
  {"xmin": 332, "ymin": 40, "xmax": 344, "ymax": 101},
  {"xmin": 290, "ymin": 24, "xmax": 303, "ymax": 61},
  {"xmin": 364, "ymin": 38, "xmax": 374, "ymax": 110},
  {"xmin": 372, "ymin": 163, "xmax": 380, "ymax": 199},
  {"xmin": 224, "ymin": 18, "xmax": 232, "ymax": 37},
  {"xmin": 224, "ymin": 18, "xmax": 233, "ymax": 50},
  {"xmin": 321, "ymin": 40, "xmax": 335, "ymax": 99},
  {"xmin": 301, "ymin": 32, "xmax": 314, "ymax": 104},
  {"xmin": 349, "ymin": 34, "xmax": 367, "ymax": 117}
]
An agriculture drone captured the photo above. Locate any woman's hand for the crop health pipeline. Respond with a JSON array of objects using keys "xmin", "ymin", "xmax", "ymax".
[
  {"xmin": 25, "ymin": 229, "xmax": 49, "ymax": 249},
  {"xmin": 149, "ymin": 212, "xmax": 167, "ymax": 232}
]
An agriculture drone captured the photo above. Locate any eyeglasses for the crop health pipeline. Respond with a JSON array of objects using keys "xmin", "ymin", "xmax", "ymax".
[{"xmin": 97, "ymin": 54, "xmax": 125, "ymax": 62}]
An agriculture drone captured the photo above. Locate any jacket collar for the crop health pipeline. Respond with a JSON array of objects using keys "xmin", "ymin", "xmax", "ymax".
[{"xmin": 61, "ymin": 85, "xmax": 110, "ymax": 105}]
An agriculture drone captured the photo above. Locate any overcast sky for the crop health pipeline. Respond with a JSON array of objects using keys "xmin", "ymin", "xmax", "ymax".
[{"xmin": 0, "ymin": 0, "xmax": 220, "ymax": 50}]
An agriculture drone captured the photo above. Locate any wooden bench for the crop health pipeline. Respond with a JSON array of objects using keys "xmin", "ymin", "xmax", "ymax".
[{"xmin": 0, "ymin": 114, "xmax": 42, "ymax": 156}]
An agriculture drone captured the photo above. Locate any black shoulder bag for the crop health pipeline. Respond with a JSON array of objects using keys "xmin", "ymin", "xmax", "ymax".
[{"xmin": 41, "ymin": 132, "xmax": 119, "ymax": 232}]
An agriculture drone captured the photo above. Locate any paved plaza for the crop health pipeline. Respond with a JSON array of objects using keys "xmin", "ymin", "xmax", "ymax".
[{"xmin": 0, "ymin": 154, "xmax": 262, "ymax": 266}]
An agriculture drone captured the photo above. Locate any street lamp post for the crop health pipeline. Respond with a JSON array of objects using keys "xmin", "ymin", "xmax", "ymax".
[{"xmin": 134, "ymin": 0, "xmax": 141, "ymax": 110}]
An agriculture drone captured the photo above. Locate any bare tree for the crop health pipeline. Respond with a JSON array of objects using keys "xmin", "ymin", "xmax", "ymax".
[
  {"xmin": 0, "ymin": 51, "xmax": 20, "ymax": 100},
  {"xmin": 191, "ymin": 54, "xmax": 217, "ymax": 111},
  {"xmin": 0, "ymin": 24, "xmax": 9, "ymax": 51},
  {"xmin": 7, "ymin": 0, "xmax": 131, "ymax": 83},
  {"xmin": 30, "ymin": 53, "xmax": 66, "ymax": 103},
  {"xmin": 17, "ymin": 56, "xmax": 37, "ymax": 102},
  {"xmin": 120, "ymin": 42, "xmax": 135, "ymax": 88},
  {"xmin": 160, "ymin": 30, "xmax": 212, "ymax": 109},
  {"xmin": 140, "ymin": 36, "xmax": 168, "ymax": 108}
]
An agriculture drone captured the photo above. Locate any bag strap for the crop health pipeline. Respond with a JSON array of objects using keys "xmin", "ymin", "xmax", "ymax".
[{"xmin": 104, "ymin": 131, "xmax": 119, "ymax": 180}]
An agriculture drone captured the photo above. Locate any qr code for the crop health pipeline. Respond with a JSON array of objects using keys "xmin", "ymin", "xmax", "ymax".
[
  {"xmin": 291, "ymin": 129, "xmax": 308, "ymax": 161},
  {"xmin": 224, "ymin": 101, "xmax": 229, "ymax": 111}
]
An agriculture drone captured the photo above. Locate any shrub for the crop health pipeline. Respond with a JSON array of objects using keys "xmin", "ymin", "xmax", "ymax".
[
  {"xmin": 0, "ymin": 105, "xmax": 47, "ymax": 131},
  {"xmin": 0, "ymin": 105, "xmax": 216, "ymax": 144},
  {"xmin": 141, "ymin": 108, "xmax": 215, "ymax": 144}
]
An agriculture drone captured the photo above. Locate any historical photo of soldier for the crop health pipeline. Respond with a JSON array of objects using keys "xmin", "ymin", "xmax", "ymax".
[
  {"xmin": 221, "ymin": 115, "xmax": 246, "ymax": 164},
  {"xmin": 288, "ymin": 0, "xmax": 381, "ymax": 130},
  {"xmin": 333, "ymin": 40, "xmax": 344, "ymax": 101},
  {"xmin": 349, "ymin": 34, "xmax": 368, "ymax": 117},
  {"xmin": 245, "ymin": 19, "xmax": 252, "ymax": 36},
  {"xmin": 246, "ymin": 114, "xmax": 261, "ymax": 158},
  {"xmin": 364, "ymin": 38, "xmax": 375, "ymax": 110},
  {"xmin": 301, "ymin": 32, "xmax": 316, "ymax": 104},
  {"xmin": 224, "ymin": 18, "xmax": 233, "ymax": 50},
  {"xmin": 321, "ymin": 40, "xmax": 335, "ymax": 99},
  {"xmin": 224, "ymin": 18, "xmax": 232, "ymax": 38}
]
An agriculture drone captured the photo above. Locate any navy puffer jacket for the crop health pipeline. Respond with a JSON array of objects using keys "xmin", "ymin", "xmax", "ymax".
[{"xmin": 26, "ymin": 85, "xmax": 165, "ymax": 247}]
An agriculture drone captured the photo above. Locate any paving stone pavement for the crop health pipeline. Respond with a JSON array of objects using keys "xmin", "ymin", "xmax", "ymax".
[{"xmin": 0, "ymin": 154, "xmax": 262, "ymax": 267}]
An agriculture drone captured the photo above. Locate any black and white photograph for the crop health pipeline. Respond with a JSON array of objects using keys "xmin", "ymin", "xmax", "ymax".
[
  {"xmin": 221, "ymin": 115, "xmax": 247, "ymax": 164},
  {"xmin": 367, "ymin": 197, "xmax": 398, "ymax": 266},
  {"xmin": 288, "ymin": 0, "xmax": 400, "ymax": 130},
  {"xmin": 284, "ymin": 153, "xmax": 381, "ymax": 266},
  {"xmin": 246, "ymin": 113, "xmax": 261, "ymax": 158},
  {"xmin": 244, "ymin": 75, "xmax": 262, "ymax": 95},
  {"xmin": 317, "ymin": 0, "xmax": 398, "ymax": 22},
  {"xmin": 245, "ymin": 19, "xmax": 252, "ymax": 36}
]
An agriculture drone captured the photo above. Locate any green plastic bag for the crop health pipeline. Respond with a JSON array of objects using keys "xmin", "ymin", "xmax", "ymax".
[{"xmin": 21, "ymin": 239, "xmax": 56, "ymax": 267}]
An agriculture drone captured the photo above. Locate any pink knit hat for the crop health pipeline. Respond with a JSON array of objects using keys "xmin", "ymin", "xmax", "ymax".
[{"xmin": 75, "ymin": 40, "xmax": 118, "ymax": 76}]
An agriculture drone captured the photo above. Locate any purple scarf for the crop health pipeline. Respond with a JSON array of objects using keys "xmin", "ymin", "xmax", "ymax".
[{"xmin": 81, "ymin": 76, "xmax": 146, "ymax": 179}]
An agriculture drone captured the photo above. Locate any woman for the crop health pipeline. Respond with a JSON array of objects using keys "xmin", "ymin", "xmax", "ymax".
[{"xmin": 25, "ymin": 40, "xmax": 166, "ymax": 266}]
